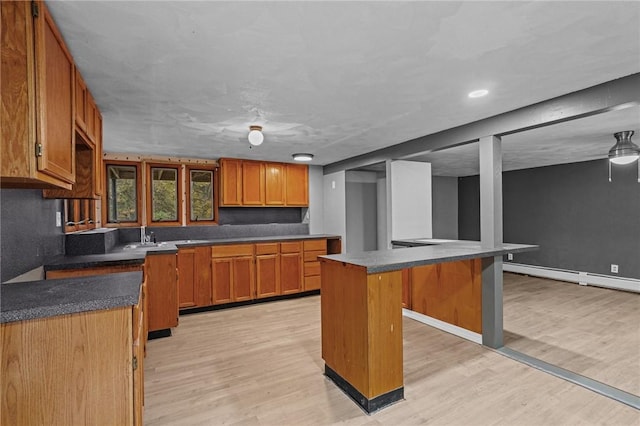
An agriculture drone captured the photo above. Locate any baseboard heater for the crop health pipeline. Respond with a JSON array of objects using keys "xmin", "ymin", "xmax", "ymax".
[{"xmin": 503, "ymin": 263, "xmax": 640, "ymax": 293}]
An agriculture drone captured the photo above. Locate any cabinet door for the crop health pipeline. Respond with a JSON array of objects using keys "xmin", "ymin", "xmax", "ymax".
[
  {"xmin": 219, "ymin": 158, "xmax": 242, "ymax": 205},
  {"xmin": 212, "ymin": 258, "xmax": 233, "ymax": 304},
  {"xmin": 242, "ymin": 160, "xmax": 265, "ymax": 205},
  {"xmin": 285, "ymin": 163, "xmax": 308, "ymax": 206},
  {"xmin": 256, "ymin": 254, "xmax": 280, "ymax": 298},
  {"xmin": 34, "ymin": 1, "xmax": 75, "ymax": 184},
  {"xmin": 86, "ymin": 92, "xmax": 97, "ymax": 143},
  {"xmin": 281, "ymin": 252, "xmax": 303, "ymax": 294},
  {"xmin": 146, "ymin": 253, "xmax": 178, "ymax": 331},
  {"xmin": 75, "ymin": 70, "xmax": 87, "ymax": 132},
  {"xmin": 233, "ymin": 256, "xmax": 255, "ymax": 301},
  {"xmin": 194, "ymin": 246, "xmax": 212, "ymax": 306},
  {"xmin": 264, "ymin": 163, "xmax": 285, "ymax": 205},
  {"xmin": 93, "ymin": 107, "xmax": 103, "ymax": 196},
  {"xmin": 177, "ymin": 249, "xmax": 196, "ymax": 308}
]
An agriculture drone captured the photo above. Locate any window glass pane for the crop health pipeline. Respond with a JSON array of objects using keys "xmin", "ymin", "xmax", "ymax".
[
  {"xmin": 190, "ymin": 170, "xmax": 213, "ymax": 221},
  {"xmin": 107, "ymin": 165, "xmax": 137, "ymax": 223},
  {"xmin": 152, "ymin": 167, "xmax": 178, "ymax": 222}
]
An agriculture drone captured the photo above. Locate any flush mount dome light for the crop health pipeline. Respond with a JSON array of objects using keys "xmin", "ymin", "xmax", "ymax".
[
  {"xmin": 468, "ymin": 89, "xmax": 489, "ymax": 98},
  {"xmin": 608, "ymin": 131, "xmax": 639, "ymax": 165},
  {"xmin": 248, "ymin": 125, "xmax": 264, "ymax": 146},
  {"xmin": 292, "ymin": 153, "xmax": 313, "ymax": 162}
]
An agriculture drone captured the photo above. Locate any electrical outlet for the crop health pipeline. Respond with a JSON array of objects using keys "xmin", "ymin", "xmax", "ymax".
[
  {"xmin": 611, "ymin": 264, "xmax": 619, "ymax": 274},
  {"xmin": 507, "ymin": 253, "xmax": 513, "ymax": 261},
  {"xmin": 56, "ymin": 211, "xmax": 62, "ymax": 227}
]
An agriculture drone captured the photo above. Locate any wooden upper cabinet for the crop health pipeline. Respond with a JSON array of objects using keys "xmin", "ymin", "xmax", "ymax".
[
  {"xmin": 93, "ymin": 106, "xmax": 103, "ymax": 196},
  {"xmin": 219, "ymin": 158, "xmax": 242, "ymax": 206},
  {"xmin": 218, "ymin": 158, "xmax": 308, "ymax": 207},
  {"xmin": 34, "ymin": 0, "xmax": 75, "ymax": 185},
  {"xmin": 265, "ymin": 163, "xmax": 285, "ymax": 205},
  {"xmin": 1, "ymin": 0, "xmax": 74, "ymax": 190},
  {"xmin": 242, "ymin": 160, "xmax": 265, "ymax": 205},
  {"xmin": 285, "ymin": 163, "xmax": 308, "ymax": 206},
  {"xmin": 75, "ymin": 70, "xmax": 88, "ymax": 132}
]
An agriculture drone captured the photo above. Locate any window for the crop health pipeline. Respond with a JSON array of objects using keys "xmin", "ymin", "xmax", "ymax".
[
  {"xmin": 102, "ymin": 159, "xmax": 217, "ymax": 227},
  {"xmin": 187, "ymin": 166, "xmax": 217, "ymax": 224},
  {"xmin": 105, "ymin": 162, "xmax": 141, "ymax": 226},
  {"xmin": 146, "ymin": 164, "xmax": 181, "ymax": 225}
]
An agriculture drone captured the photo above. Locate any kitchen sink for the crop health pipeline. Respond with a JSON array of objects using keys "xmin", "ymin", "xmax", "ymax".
[{"xmin": 123, "ymin": 242, "xmax": 168, "ymax": 250}]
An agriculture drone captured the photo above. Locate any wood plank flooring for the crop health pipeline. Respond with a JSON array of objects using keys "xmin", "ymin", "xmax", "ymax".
[
  {"xmin": 503, "ymin": 272, "xmax": 640, "ymax": 396},
  {"xmin": 144, "ymin": 277, "xmax": 639, "ymax": 425}
]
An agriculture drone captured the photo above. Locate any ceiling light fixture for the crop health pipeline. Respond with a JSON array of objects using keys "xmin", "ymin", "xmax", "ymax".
[
  {"xmin": 468, "ymin": 89, "xmax": 489, "ymax": 98},
  {"xmin": 248, "ymin": 125, "xmax": 264, "ymax": 146},
  {"xmin": 608, "ymin": 131, "xmax": 639, "ymax": 165},
  {"xmin": 607, "ymin": 131, "xmax": 640, "ymax": 183},
  {"xmin": 292, "ymin": 153, "xmax": 314, "ymax": 162}
]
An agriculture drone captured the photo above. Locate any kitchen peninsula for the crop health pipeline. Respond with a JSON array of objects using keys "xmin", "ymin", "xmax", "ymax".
[{"xmin": 319, "ymin": 240, "xmax": 537, "ymax": 413}]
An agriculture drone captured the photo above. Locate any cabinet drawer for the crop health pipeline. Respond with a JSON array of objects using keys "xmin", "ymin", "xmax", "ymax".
[
  {"xmin": 303, "ymin": 249, "xmax": 327, "ymax": 262},
  {"xmin": 280, "ymin": 241, "xmax": 302, "ymax": 253},
  {"xmin": 211, "ymin": 244, "xmax": 254, "ymax": 258},
  {"xmin": 304, "ymin": 275, "xmax": 321, "ymax": 291},
  {"xmin": 303, "ymin": 239, "xmax": 326, "ymax": 251},
  {"xmin": 255, "ymin": 242, "xmax": 279, "ymax": 255},
  {"xmin": 304, "ymin": 261, "xmax": 321, "ymax": 276}
]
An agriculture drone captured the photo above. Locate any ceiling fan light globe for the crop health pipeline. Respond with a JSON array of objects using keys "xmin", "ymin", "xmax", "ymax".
[{"xmin": 609, "ymin": 154, "xmax": 639, "ymax": 165}]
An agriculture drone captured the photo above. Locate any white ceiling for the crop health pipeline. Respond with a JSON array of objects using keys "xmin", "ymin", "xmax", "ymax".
[{"xmin": 47, "ymin": 1, "xmax": 640, "ymax": 175}]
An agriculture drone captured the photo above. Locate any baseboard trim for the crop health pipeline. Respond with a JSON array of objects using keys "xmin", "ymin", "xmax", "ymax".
[
  {"xmin": 402, "ymin": 308, "xmax": 483, "ymax": 345},
  {"xmin": 503, "ymin": 263, "xmax": 640, "ymax": 293}
]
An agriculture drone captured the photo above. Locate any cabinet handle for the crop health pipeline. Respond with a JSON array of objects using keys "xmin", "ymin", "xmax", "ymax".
[{"xmin": 132, "ymin": 356, "xmax": 138, "ymax": 371}]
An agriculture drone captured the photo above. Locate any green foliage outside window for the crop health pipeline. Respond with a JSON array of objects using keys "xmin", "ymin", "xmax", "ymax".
[
  {"xmin": 107, "ymin": 165, "xmax": 137, "ymax": 223},
  {"xmin": 151, "ymin": 168, "xmax": 178, "ymax": 222},
  {"xmin": 190, "ymin": 170, "xmax": 213, "ymax": 221}
]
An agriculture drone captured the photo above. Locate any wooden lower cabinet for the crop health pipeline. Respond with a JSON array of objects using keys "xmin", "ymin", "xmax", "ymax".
[
  {"xmin": 280, "ymin": 241, "xmax": 303, "ymax": 294},
  {"xmin": 1, "ymin": 303, "xmax": 143, "ymax": 425},
  {"xmin": 401, "ymin": 268, "xmax": 411, "ymax": 308},
  {"xmin": 211, "ymin": 244, "xmax": 255, "ymax": 304},
  {"xmin": 303, "ymin": 239, "xmax": 327, "ymax": 291},
  {"xmin": 178, "ymin": 246, "xmax": 212, "ymax": 308},
  {"xmin": 256, "ymin": 243, "xmax": 280, "ymax": 298},
  {"xmin": 145, "ymin": 253, "xmax": 178, "ymax": 332}
]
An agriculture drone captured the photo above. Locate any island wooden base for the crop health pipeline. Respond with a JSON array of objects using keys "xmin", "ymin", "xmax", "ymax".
[
  {"xmin": 320, "ymin": 259, "xmax": 404, "ymax": 413},
  {"xmin": 325, "ymin": 365, "xmax": 404, "ymax": 413}
]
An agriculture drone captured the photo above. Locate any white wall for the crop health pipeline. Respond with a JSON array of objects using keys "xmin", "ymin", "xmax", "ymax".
[
  {"xmin": 323, "ymin": 170, "xmax": 347, "ymax": 251},
  {"xmin": 389, "ymin": 160, "xmax": 432, "ymax": 240},
  {"xmin": 307, "ymin": 165, "xmax": 324, "ymax": 234}
]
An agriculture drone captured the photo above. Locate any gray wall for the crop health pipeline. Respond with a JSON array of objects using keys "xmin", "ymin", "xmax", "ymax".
[
  {"xmin": 432, "ymin": 176, "xmax": 458, "ymax": 239},
  {"xmin": 346, "ymin": 176, "xmax": 378, "ymax": 253},
  {"xmin": 459, "ymin": 159, "xmax": 640, "ymax": 279},
  {"xmin": 308, "ymin": 165, "xmax": 324, "ymax": 234},
  {"xmin": 1, "ymin": 189, "xmax": 65, "ymax": 282}
]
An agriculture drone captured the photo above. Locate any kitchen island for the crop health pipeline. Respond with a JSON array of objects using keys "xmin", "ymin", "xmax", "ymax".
[{"xmin": 319, "ymin": 241, "xmax": 537, "ymax": 413}]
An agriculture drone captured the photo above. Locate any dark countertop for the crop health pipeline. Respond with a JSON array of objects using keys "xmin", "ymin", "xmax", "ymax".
[
  {"xmin": 321, "ymin": 240, "xmax": 538, "ymax": 274},
  {"xmin": 1, "ymin": 272, "xmax": 143, "ymax": 324},
  {"xmin": 44, "ymin": 234, "xmax": 340, "ymax": 272}
]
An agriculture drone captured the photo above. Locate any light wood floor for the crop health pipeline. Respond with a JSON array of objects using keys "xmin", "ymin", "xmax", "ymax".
[
  {"xmin": 144, "ymin": 279, "xmax": 639, "ymax": 425},
  {"xmin": 503, "ymin": 272, "xmax": 640, "ymax": 396}
]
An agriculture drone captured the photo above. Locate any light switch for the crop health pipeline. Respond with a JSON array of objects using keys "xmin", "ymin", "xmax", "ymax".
[{"xmin": 56, "ymin": 211, "xmax": 62, "ymax": 227}]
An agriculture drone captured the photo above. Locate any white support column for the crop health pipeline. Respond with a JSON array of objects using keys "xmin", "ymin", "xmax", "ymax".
[{"xmin": 479, "ymin": 135, "xmax": 504, "ymax": 348}]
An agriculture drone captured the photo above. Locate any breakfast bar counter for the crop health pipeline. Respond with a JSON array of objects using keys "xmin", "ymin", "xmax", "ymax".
[{"xmin": 319, "ymin": 241, "xmax": 537, "ymax": 413}]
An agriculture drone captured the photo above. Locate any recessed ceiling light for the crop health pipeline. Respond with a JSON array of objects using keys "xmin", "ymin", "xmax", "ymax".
[
  {"xmin": 292, "ymin": 153, "xmax": 314, "ymax": 162},
  {"xmin": 468, "ymin": 89, "xmax": 489, "ymax": 98}
]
